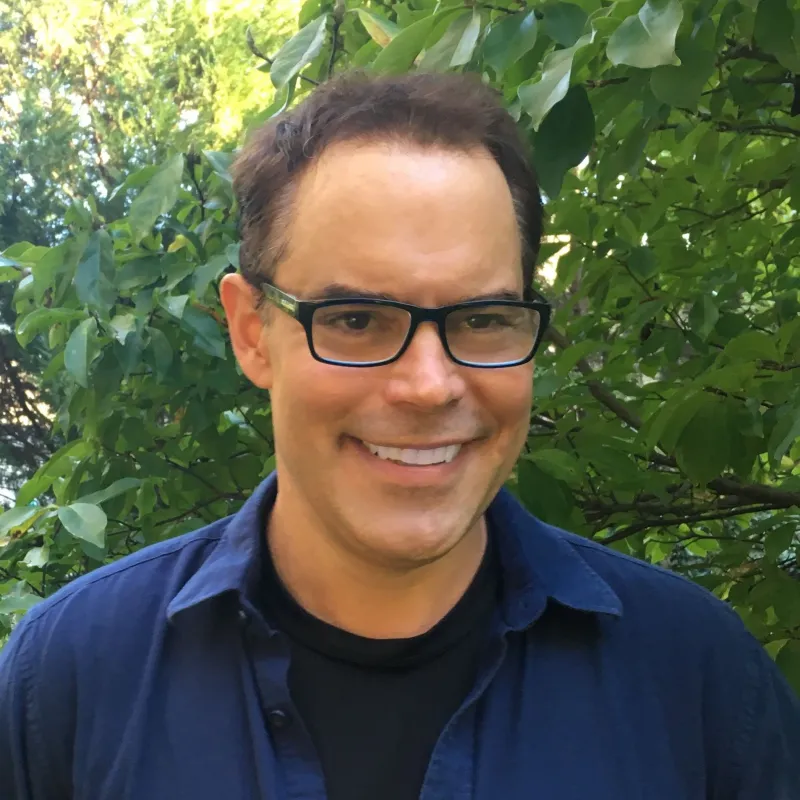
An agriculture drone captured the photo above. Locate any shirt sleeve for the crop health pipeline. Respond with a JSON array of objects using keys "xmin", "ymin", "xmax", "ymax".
[
  {"xmin": 724, "ymin": 631, "xmax": 800, "ymax": 799},
  {"xmin": 0, "ymin": 614, "xmax": 72, "ymax": 800}
]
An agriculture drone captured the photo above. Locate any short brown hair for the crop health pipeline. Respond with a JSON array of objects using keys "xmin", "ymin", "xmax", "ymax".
[{"xmin": 232, "ymin": 70, "xmax": 543, "ymax": 299}]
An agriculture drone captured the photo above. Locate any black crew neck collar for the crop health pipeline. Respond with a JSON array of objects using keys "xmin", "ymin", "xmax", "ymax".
[{"xmin": 258, "ymin": 525, "xmax": 498, "ymax": 670}]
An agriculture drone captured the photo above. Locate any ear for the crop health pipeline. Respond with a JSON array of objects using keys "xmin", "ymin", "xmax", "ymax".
[{"xmin": 220, "ymin": 274, "xmax": 273, "ymax": 390}]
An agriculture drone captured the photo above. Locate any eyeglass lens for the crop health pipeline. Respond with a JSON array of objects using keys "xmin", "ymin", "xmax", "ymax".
[{"xmin": 311, "ymin": 303, "xmax": 541, "ymax": 365}]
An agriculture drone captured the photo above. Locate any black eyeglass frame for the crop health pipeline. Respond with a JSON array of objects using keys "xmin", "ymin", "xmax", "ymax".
[{"xmin": 260, "ymin": 282, "xmax": 552, "ymax": 369}]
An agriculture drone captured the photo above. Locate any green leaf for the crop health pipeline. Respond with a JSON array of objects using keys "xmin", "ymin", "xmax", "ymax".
[
  {"xmin": 533, "ymin": 85, "xmax": 595, "ymax": 198},
  {"xmin": 109, "ymin": 313, "xmax": 138, "ymax": 344},
  {"xmin": 115, "ymin": 257, "xmax": 163, "ymax": 291},
  {"xmin": 23, "ymin": 546, "xmax": 50, "ymax": 568},
  {"xmin": 767, "ymin": 405, "xmax": 800, "ymax": 467},
  {"xmin": 181, "ymin": 305, "xmax": 226, "ymax": 359},
  {"xmin": 482, "ymin": 11, "xmax": 537, "ymax": 75},
  {"xmin": 641, "ymin": 389, "xmax": 707, "ymax": 452},
  {"xmin": 0, "ymin": 506, "xmax": 41, "ymax": 541},
  {"xmin": 64, "ymin": 317, "xmax": 97, "ymax": 388},
  {"xmin": 688, "ymin": 294, "xmax": 719, "ymax": 341},
  {"xmin": 0, "ymin": 265, "xmax": 23, "ymax": 282},
  {"xmin": 419, "ymin": 11, "xmax": 480, "ymax": 70},
  {"xmin": 146, "ymin": 327, "xmax": 174, "ymax": 380},
  {"xmin": 107, "ymin": 163, "xmax": 160, "ymax": 202},
  {"xmin": 607, "ymin": 0, "xmax": 683, "ymax": 68},
  {"xmin": 372, "ymin": 9, "xmax": 460, "ymax": 74},
  {"xmin": 0, "ymin": 583, "xmax": 42, "ymax": 614},
  {"xmin": 202, "ymin": 150, "xmax": 233, "ymax": 183},
  {"xmin": 352, "ymin": 38, "xmax": 381, "ymax": 67},
  {"xmin": 555, "ymin": 338, "xmax": 609, "ymax": 376},
  {"xmin": 14, "ymin": 440, "xmax": 89, "ymax": 508},
  {"xmin": 518, "ymin": 32, "xmax": 593, "ymax": 130},
  {"xmin": 674, "ymin": 400, "xmax": 730, "ymax": 485},
  {"xmin": 541, "ymin": 2, "xmax": 588, "ymax": 47},
  {"xmin": 650, "ymin": 32, "xmax": 716, "ymax": 109},
  {"xmin": 57, "ymin": 503, "xmax": 108, "ymax": 548},
  {"xmin": 516, "ymin": 459, "xmax": 575, "ymax": 528},
  {"xmin": 78, "ymin": 477, "xmax": 142, "ymax": 506},
  {"xmin": 193, "ymin": 254, "xmax": 230, "ymax": 297},
  {"xmin": 226, "ymin": 243, "xmax": 241, "ymax": 269},
  {"xmin": 628, "ymin": 246, "xmax": 657, "ymax": 281},
  {"xmin": 271, "ymin": 15, "xmax": 329, "ymax": 88},
  {"xmin": 16, "ymin": 308, "xmax": 86, "ymax": 348},
  {"xmin": 357, "ymin": 9, "xmax": 400, "ymax": 47},
  {"xmin": 159, "ymin": 293, "xmax": 189, "ymax": 320},
  {"xmin": 128, "ymin": 154, "xmax": 185, "ymax": 243},
  {"xmin": 75, "ymin": 230, "xmax": 115, "ymax": 311},
  {"xmin": 527, "ymin": 449, "xmax": 579, "ymax": 482},
  {"xmin": 754, "ymin": 0, "xmax": 800, "ymax": 72},
  {"xmin": 645, "ymin": 539, "xmax": 674, "ymax": 564},
  {"xmin": 723, "ymin": 331, "xmax": 779, "ymax": 363},
  {"xmin": 452, "ymin": 9, "xmax": 482, "ymax": 67}
]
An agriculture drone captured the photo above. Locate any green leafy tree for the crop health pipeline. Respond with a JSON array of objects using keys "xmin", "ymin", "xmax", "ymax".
[
  {"xmin": 1, "ymin": 0, "xmax": 799, "ymax": 692},
  {"xmin": 0, "ymin": 0, "xmax": 296, "ymax": 496}
]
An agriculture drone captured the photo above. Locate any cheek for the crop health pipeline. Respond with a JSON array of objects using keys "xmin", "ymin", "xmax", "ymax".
[
  {"xmin": 271, "ymin": 352, "xmax": 374, "ymax": 431},
  {"xmin": 476, "ymin": 369, "xmax": 533, "ymax": 434}
]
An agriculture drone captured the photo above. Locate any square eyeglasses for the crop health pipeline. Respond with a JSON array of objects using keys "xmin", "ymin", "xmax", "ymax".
[{"xmin": 259, "ymin": 281, "xmax": 552, "ymax": 369}]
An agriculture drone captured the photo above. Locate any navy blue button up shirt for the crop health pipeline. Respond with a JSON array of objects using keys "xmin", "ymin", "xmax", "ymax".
[{"xmin": 2, "ymin": 473, "xmax": 799, "ymax": 799}]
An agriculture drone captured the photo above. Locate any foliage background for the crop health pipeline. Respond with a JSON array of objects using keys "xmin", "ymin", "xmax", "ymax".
[{"xmin": 1, "ymin": 0, "xmax": 799, "ymax": 693}]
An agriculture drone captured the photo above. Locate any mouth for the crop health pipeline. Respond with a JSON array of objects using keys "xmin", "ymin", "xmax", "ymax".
[
  {"xmin": 360, "ymin": 440, "xmax": 462, "ymax": 466},
  {"xmin": 345, "ymin": 436, "xmax": 473, "ymax": 486}
]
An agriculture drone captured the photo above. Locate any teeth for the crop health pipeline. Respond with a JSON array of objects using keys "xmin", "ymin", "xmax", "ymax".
[{"xmin": 362, "ymin": 441, "xmax": 461, "ymax": 466}]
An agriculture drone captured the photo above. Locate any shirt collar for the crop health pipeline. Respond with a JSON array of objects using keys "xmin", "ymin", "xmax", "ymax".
[
  {"xmin": 485, "ymin": 486, "xmax": 622, "ymax": 630},
  {"xmin": 167, "ymin": 472, "xmax": 622, "ymax": 626}
]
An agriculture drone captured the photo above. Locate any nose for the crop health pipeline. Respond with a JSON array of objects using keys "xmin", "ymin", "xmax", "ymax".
[{"xmin": 384, "ymin": 322, "xmax": 467, "ymax": 409}]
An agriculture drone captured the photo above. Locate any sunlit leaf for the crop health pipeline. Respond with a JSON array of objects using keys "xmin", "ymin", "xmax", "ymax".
[
  {"xmin": 357, "ymin": 9, "xmax": 400, "ymax": 47},
  {"xmin": 607, "ymin": 0, "xmax": 683, "ymax": 68},
  {"xmin": 482, "ymin": 11, "xmax": 537, "ymax": 74},
  {"xmin": 57, "ymin": 503, "xmax": 108, "ymax": 548},
  {"xmin": 64, "ymin": 317, "xmax": 97, "ymax": 388},
  {"xmin": 518, "ymin": 33, "xmax": 593, "ymax": 130},
  {"xmin": 128, "ymin": 154, "xmax": 185, "ymax": 243},
  {"xmin": 270, "ymin": 15, "xmax": 329, "ymax": 88}
]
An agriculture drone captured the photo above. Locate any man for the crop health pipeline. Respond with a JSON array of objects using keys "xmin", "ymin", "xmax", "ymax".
[{"xmin": 1, "ymin": 71, "xmax": 798, "ymax": 800}]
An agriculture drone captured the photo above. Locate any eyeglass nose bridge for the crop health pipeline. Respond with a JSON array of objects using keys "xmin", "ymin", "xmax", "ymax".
[{"xmin": 391, "ymin": 306, "xmax": 456, "ymax": 365}]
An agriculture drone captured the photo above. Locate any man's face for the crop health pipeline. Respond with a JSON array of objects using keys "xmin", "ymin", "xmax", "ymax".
[{"xmin": 224, "ymin": 141, "xmax": 534, "ymax": 569}]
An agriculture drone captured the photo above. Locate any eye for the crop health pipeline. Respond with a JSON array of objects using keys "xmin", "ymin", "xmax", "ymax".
[
  {"xmin": 321, "ymin": 311, "xmax": 375, "ymax": 332},
  {"xmin": 464, "ymin": 313, "xmax": 513, "ymax": 330}
]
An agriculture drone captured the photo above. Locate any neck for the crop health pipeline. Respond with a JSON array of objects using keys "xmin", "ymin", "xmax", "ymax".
[{"xmin": 266, "ymin": 486, "xmax": 488, "ymax": 640}]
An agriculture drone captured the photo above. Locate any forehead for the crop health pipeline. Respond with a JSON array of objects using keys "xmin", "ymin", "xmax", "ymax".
[{"xmin": 274, "ymin": 140, "xmax": 523, "ymax": 299}]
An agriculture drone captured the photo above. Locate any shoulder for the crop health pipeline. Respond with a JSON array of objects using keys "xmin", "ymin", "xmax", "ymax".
[
  {"xmin": 7, "ymin": 516, "xmax": 232, "ymax": 657},
  {"xmin": 532, "ymin": 519, "xmax": 758, "ymax": 664},
  {"xmin": 551, "ymin": 525, "xmax": 800, "ymax": 793},
  {"xmin": 560, "ymin": 526, "xmax": 746, "ymax": 635}
]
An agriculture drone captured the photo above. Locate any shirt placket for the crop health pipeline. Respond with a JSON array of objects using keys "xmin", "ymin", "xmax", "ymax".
[
  {"xmin": 239, "ymin": 603, "xmax": 328, "ymax": 800},
  {"xmin": 419, "ymin": 633, "xmax": 510, "ymax": 800}
]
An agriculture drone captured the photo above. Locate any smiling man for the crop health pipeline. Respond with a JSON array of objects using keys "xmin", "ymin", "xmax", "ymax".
[{"xmin": 1, "ymin": 71, "xmax": 799, "ymax": 800}]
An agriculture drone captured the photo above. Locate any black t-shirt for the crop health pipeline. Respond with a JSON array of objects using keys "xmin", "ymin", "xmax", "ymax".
[{"xmin": 259, "ymin": 528, "xmax": 498, "ymax": 800}]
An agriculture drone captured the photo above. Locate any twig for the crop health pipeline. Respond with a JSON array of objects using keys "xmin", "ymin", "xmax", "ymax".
[
  {"xmin": 598, "ymin": 504, "xmax": 779, "ymax": 544},
  {"xmin": 245, "ymin": 27, "xmax": 320, "ymax": 87}
]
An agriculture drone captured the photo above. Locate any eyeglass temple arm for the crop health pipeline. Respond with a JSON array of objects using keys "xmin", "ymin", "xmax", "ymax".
[{"xmin": 262, "ymin": 282, "xmax": 300, "ymax": 318}]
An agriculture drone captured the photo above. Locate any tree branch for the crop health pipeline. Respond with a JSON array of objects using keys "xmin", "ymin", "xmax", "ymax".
[
  {"xmin": 246, "ymin": 27, "xmax": 319, "ymax": 86},
  {"xmin": 706, "ymin": 478, "xmax": 800, "ymax": 509},
  {"xmin": 544, "ymin": 326, "xmax": 644, "ymax": 430},
  {"xmin": 598, "ymin": 504, "xmax": 780, "ymax": 544}
]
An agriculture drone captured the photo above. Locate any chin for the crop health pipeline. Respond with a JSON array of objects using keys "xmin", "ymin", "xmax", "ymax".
[{"xmin": 349, "ymin": 513, "xmax": 473, "ymax": 568}]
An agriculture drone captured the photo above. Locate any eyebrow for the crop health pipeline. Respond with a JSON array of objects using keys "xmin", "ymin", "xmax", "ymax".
[{"xmin": 308, "ymin": 283, "xmax": 524, "ymax": 304}]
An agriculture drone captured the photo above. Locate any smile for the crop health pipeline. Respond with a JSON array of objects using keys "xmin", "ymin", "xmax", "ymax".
[{"xmin": 360, "ymin": 440, "xmax": 462, "ymax": 466}]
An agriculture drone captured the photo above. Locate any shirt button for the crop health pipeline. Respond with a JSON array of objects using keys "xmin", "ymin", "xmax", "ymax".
[
  {"xmin": 237, "ymin": 609, "xmax": 248, "ymax": 625},
  {"xmin": 266, "ymin": 708, "xmax": 291, "ymax": 730}
]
